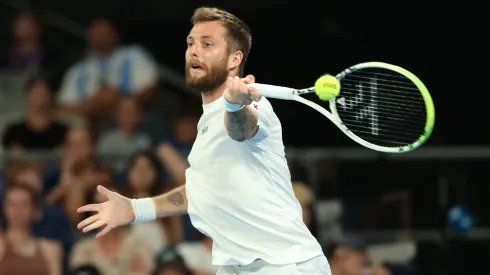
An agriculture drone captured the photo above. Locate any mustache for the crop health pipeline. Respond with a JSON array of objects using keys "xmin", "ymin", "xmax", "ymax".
[{"xmin": 186, "ymin": 62, "xmax": 207, "ymax": 70}]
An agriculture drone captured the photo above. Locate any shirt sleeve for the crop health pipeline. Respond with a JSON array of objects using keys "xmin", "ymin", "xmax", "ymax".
[
  {"xmin": 57, "ymin": 64, "xmax": 82, "ymax": 105},
  {"xmin": 127, "ymin": 46, "xmax": 158, "ymax": 94},
  {"xmin": 247, "ymin": 98, "xmax": 273, "ymax": 143}
]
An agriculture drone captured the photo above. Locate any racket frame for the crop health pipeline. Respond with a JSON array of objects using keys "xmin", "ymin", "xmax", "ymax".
[{"xmin": 250, "ymin": 62, "xmax": 435, "ymax": 153}]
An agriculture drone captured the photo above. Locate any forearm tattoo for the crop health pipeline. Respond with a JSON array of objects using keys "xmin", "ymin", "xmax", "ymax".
[
  {"xmin": 225, "ymin": 107, "xmax": 258, "ymax": 141},
  {"xmin": 167, "ymin": 192, "xmax": 185, "ymax": 207}
]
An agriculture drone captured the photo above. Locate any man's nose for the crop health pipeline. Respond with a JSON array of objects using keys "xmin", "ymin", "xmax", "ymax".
[{"xmin": 188, "ymin": 44, "xmax": 200, "ymax": 58}]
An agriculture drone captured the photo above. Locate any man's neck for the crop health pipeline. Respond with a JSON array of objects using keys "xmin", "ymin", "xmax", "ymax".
[
  {"xmin": 26, "ymin": 109, "xmax": 51, "ymax": 129},
  {"xmin": 17, "ymin": 39, "xmax": 39, "ymax": 54},
  {"xmin": 329, "ymin": 264, "xmax": 342, "ymax": 275},
  {"xmin": 6, "ymin": 228, "xmax": 32, "ymax": 243},
  {"xmin": 201, "ymin": 82, "xmax": 227, "ymax": 105},
  {"xmin": 120, "ymin": 127, "xmax": 136, "ymax": 137},
  {"xmin": 91, "ymin": 48, "xmax": 114, "ymax": 60}
]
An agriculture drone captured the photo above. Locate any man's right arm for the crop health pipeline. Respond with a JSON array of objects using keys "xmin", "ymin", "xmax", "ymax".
[{"xmin": 151, "ymin": 185, "xmax": 188, "ymax": 218}]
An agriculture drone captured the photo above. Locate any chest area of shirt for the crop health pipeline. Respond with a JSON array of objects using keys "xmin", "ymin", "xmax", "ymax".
[{"xmin": 188, "ymin": 115, "xmax": 234, "ymax": 166}]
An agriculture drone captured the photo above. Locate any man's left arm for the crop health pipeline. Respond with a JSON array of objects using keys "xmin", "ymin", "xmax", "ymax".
[{"xmin": 224, "ymin": 106, "xmax": 259, "ymax": 142}]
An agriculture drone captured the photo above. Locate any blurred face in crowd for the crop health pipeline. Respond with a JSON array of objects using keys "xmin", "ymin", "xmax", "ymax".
[
  {"xmin": 185, "ymin": 21, "xmax": 231, "ymax": 92},
  {"xmin": 13, "ymin": 13, "xmax": 39, "ymax": 42},
  {"xmin": 27, "ymin": 80, "xmax": 52, "ymax": 111},
  {"xmin": 116, "ymin": 97, "xmax": 141, "ymax": 133},
  {"xmin": 332, "ymin": 247, "xmax": 368, "ymax": 275},
  {"xmin": 129, "ymin": 155, "xmax": 157, "ymax": 192},
  {"xmin": 65, "ymin": 129, "xmax": 93, "ymax": 163},
  {"xmin": 87, "ymin": 19, "xmax": 118, "ymax": 55},
  {"xmin": 4, "ymin": 187, "xmax": 37, "ymax": 228}
]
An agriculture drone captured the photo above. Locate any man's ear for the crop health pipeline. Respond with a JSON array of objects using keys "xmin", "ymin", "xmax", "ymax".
[{"xmin": 228, "ymin": 51, "xmax": 243, "ymax": 71}]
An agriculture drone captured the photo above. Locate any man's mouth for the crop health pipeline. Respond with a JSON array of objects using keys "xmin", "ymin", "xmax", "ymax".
[{"xmin": 190, "ymin": 63, "xmax": 204, "ymax": 71}]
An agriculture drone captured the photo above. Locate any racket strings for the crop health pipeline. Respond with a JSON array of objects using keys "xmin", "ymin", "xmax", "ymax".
[
  {"xmin": 345, "ymin": 73, "xmax": 418, "ymax": 91},
  {"xmin": 341, "ymin": 82, "xmax": 423, "ymax": 105},
  {"xmin": 340, "ymin": 88, "xmax": 425, "ymax": 111},
  {"xmin": 335, "ymin": 68, "xmax": 427, "ymax": 147},
  {"xmin": 339, "ymin": 108, "xmax": 425, "ymax": 123},
  {"xmin": 338, "ymin": 117, "xmax": 422, "ymax": 135}
]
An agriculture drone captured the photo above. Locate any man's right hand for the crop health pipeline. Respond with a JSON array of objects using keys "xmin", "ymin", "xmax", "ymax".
[{"xmin": 77, "ymin": 185, "xmax": 135, "ymax": 238}]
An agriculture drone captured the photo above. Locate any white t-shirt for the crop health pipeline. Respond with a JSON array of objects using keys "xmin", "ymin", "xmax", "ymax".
[
  {"xmin": 177, "ymin": 242, "xmax": 220, "ymax": 274},
  {"xmin": 185, "ymin": 96, "xmax": 324, "ymax": 266}
]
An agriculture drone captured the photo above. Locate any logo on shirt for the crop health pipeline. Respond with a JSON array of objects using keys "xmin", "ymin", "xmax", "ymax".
[
  {"xmin": 201, "ymin": 126, "xmax": 209, "ymax": 135},
  {"xmin": 253, "ymin": 104, "xmax": 258, "ymax": 110}
]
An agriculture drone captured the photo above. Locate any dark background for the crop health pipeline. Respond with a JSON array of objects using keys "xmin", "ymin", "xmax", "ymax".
[{"xmin": 2, "ymin": 0, "xmax": 486, "ymax": 147}]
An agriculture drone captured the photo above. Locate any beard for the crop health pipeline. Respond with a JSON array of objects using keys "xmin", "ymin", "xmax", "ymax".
[{"xmin": 185, "ymin": 58, "xmax": 229, "ymax": 93}]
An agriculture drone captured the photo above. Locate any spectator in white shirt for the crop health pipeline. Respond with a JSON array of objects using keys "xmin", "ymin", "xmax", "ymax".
[
  {"xmin": 57, "ymin": 18, "xmax": 158, "ymax": 124},
  {"xmin": 177, "ymin": 234, "xmax": 219, "ymax": 275}
]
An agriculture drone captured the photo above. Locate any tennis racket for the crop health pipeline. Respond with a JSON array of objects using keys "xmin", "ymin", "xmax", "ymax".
[{"xmin": 250, "ymin": 62, "xmax": 435, "ymax": 153}]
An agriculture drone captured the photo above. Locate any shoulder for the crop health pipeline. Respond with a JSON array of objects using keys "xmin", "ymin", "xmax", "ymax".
[
  {"xmin": 65, "ymin": 60, "xmax": 87, "ymax": 74},
  {"xmin": 39, "ymin": 238, "xmax": 62, "ymax": 255},
  {"xmin": 98, "ymin": 130, "xmax": 120, "ymax": 142},
  {"xmin": 116, "ymin": 45, "xmax": 152, "ymax": 58},
  {"xmin": 4, "ymin": 121, "xmax": 25, "ymax": 133},
  {"xmin": 71, "ymin": 237, "xmax": 93, "ymax": 251},
  {"xmin": 61, "ymin": 60, "xmax": 89, "ymax": 82}
]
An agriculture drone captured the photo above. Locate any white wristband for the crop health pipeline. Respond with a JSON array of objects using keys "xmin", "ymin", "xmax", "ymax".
[
  {"xmin": 224, "ymin": 99, "xmax": 245, "ymax": 112},
  {"xmin": 131, "ymin": 198, "xmax": 157, "ymax": 224}
]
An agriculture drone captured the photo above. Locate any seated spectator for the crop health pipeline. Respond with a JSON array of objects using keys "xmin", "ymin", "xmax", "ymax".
[
  {"xmin": 43, "ymin": 127, "xmax": 112, "ymax": 225},
  {"xmin": 154, "ymin": 246, "xmax": 192, "ymax": 275},
  {"xmin": 70, "ymin": 185, "xmax": 154, "ymax": 275},
  {"xmin": 292, "ymin": 181, "xmax": 318, "ymax": 237},
  {"xmin": 0, "ymin": 184, "xmax": 62, "ymax": 275},
  {"xmin": 2, "ymin": 76, "xmax": 68, "ymax": 151},
  {"xmin": 57, "ymin": 18, "xmax": 158, "ymax": 128},
  {"xmin": 0, "ymin": 10, "xmax": 67, "ymax": 82},
  {"xmin": 123, "ymin": 151, "xmax": 182, "ymax": 253},
  {"xmin": 97, "ymin": 96, "xmax": 151, "ymax": 171},
  {"xmin": 325, "ymin": 235, "xmax": 371, "ymax": 275},
  {"xmin": 177, "ymin": 234, "xmax": 219, "ymax": 275},
  {"xmin": 169, "ymin": 110, "xmax": 199, "ymax": 159},
  {"xmin": 7, "ymin": 166, "xmax": 73, "ymax": 243}
]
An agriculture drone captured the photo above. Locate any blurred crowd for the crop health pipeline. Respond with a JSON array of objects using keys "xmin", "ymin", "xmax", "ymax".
[{"xmin": 0, "ymin": 9, "xmax": 413, "ymax": 275}]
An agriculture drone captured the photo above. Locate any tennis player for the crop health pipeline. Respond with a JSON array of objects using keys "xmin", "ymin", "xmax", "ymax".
[{"xmin": 77, "ymin": 7, "xmax": 330, "ymax": 275}]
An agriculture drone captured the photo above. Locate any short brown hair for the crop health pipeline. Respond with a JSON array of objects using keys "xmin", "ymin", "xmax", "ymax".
[{"xmin": 191, "ymin": 7, "xmax": 252, "ymax": 76}]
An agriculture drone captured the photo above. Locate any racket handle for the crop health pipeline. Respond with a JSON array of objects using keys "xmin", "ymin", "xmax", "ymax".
[{"xmin": 249, "ymin": 83, "xmax": 296, "ymax": 100}]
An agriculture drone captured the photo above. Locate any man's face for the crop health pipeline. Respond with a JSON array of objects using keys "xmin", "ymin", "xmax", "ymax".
[
  {"xmin": 337, "ymin": 247, "xmax": 368, "ymax": 275},
  {"xmin": 27, "ymin": 80, "xmax": 51, "ymax": 110},
  {"xmin": 185, "ymin": 21, "xmax": 231, "ymax": 92},
  {"xmin": 87, "ymin": 20, "xmax": 118, "ymax": 54},
  {"xmin": 13, "ymin": 14, "xmax": 39, "ymax": 41},
  {"xmin": 65, "ymin": 129, "xmax": 93, "ymax": 163},
  {"xmin": 116, "ymin": 98, "xmax": 140, "ymax": 131}
]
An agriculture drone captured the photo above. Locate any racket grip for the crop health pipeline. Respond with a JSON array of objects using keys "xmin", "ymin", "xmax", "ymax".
[{"xmin": 249, "ymin": 83, "xmax": 296, "ymax": 100}]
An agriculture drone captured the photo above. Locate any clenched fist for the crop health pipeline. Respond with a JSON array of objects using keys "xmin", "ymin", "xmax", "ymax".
[{"xmin": 223, "ymin": 75, "xmax": 261, "ymax": 105}]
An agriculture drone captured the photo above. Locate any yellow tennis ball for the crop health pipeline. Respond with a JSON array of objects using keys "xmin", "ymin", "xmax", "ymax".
[{"xmin": 315, "ymin": 74, "xmax": 340, "ymax": 101}]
